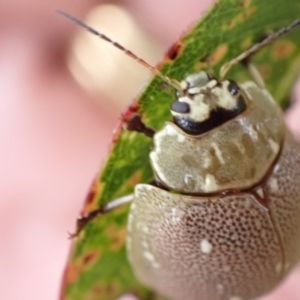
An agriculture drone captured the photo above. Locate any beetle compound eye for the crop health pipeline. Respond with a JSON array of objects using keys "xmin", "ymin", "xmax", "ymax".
[
  {"xmin": 171, "ymin": 100, "xmax": 190, "ymax": 114},
  {"xmin": 228, "ymin": 80, "xmax": 240, "ymax": 95}
]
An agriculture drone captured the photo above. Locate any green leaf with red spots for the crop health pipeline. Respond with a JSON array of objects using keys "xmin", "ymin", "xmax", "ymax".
[{"xmin": 61, "ymin": 1, "xmax": 300, "ymax": 299}]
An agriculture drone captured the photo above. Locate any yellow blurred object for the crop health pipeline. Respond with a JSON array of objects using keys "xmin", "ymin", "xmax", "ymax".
[{"xmin": 68, "ymin": 4, "xmax": 164, "ymax": 112}]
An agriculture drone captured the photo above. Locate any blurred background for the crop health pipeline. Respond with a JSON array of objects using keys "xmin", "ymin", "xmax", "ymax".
[{"xmin": 0, "ymin": 1, "xmax": 299, "ymax": 300}]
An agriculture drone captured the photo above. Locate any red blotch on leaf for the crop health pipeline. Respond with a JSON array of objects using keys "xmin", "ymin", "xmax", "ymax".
[
  {"xmin": 59, "ymin": 250, "xmax": 101, "ymax": 299},
  {"xmin": 80, "ymin": 178, "xmax": 100, "ymax": 215},
  {"xmin": 81, "ymin": 250, "xmax": 100, "ymax": 268},
  {"xmin": 60, "ymin": 259, "xmax": 80, "ymax": 299},
  {"xmin": 111, "ymin": 104, "xmax": 141, "ymax": 144},
  {"xmin": 166, "ymin": 41, "xmax": 182, "ymax": 61},
  {"xmin": 122, "ymin": 104, "xmax": 140, "ymax": 121},
  {"xmin": 272, "ymin": 40, "xmax": 295, "ymax": 59}
]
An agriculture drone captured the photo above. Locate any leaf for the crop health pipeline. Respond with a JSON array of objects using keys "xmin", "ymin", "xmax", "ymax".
[{"xmin": 61, "ymin": 1, "xmax": 300, "ymax": 299}]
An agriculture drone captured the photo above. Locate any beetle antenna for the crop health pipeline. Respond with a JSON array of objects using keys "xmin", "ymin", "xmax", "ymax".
[
  {"xmin": 56, "ymin": 10, "xmax": 183, "ymax": 94},
  {"xmin": 220, "ymin": 19, "xmax": 300, "ymax": 79}
]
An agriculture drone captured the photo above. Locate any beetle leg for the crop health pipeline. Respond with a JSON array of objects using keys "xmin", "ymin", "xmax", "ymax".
[
  {"xmin": 123, "ymin": 113, "xmax": 155, "ymax": 138},
  {"xmin": 242, "ymin": 57, "xmax": 266, "ymax": 89},
  {"xmin": 69, "ymin": 194, "xmax": 134, "ymax": 238}
]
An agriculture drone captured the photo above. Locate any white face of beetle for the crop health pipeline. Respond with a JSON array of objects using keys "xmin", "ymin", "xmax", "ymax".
[{"xmin": 170, "ymin": 71, "xmax": 246, "ymax": 135}]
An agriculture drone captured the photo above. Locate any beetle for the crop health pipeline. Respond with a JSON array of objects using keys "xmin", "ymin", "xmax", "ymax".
[{"xmin": 57, "ymin": 11, "xmax": 300, "ymax": 300}]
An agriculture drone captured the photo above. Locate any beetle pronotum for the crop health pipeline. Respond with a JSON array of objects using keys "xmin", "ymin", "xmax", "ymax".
[{"xmin": 58, "ymin": 10, "xmax": 300, "ymax": 300}]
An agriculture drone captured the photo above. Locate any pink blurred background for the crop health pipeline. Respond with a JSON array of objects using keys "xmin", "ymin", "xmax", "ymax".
[{"xmin": 0, "ymin": 1, "xmax": 299, "ymax": 300}]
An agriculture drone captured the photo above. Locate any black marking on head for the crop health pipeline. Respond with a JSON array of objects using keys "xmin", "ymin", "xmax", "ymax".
[{"xmin": 173, "ymin": 94, "xmax": 246, "ymax": 135}]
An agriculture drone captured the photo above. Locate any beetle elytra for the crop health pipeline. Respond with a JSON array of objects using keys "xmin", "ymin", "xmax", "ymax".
[{"xmin": 58, "ymin": 11, "xmax": 300, "ymax": 300}]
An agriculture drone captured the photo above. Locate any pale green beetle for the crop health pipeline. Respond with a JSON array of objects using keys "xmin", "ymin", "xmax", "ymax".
[{"xmin": 58, "ymin": 11, "xmax": 300, "ymax": 300}]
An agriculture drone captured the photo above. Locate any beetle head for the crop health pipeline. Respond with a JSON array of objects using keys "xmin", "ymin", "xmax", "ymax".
[{"xmin": 170, "ymin": 71, "xmax": 247, "ymax": 135}]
